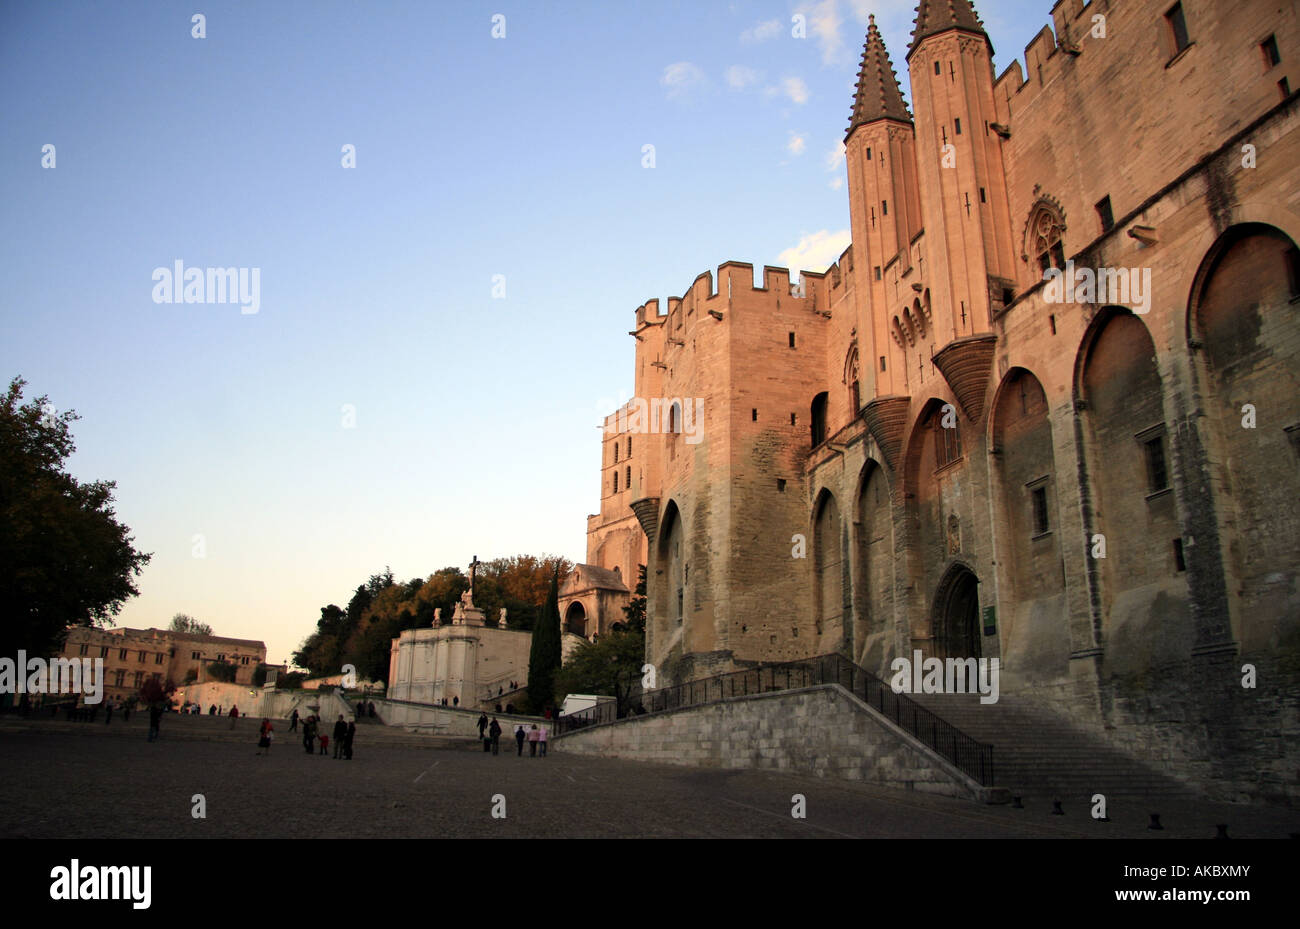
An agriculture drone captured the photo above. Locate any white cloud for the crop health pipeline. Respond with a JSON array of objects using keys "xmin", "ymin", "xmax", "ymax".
[
  {"xmin": 783, "ymin": 76, "xmax": 809, "ymax": 104},
  {"xmin": 795, "ymin": 0, "xmax": 848, "ymax": 67},
  {"xmin": 778, "ymin": 229, "xmax": 852, "ymax": 275},
  {"xmin": 825, "ymin": 140, "xmax": 846, "ymax": 171},
  {"xmin": 661, "ymin": 62, "xmax": 706, "ymax": 98},
  {"xmin": 725, "ymin": 65, "xmax": 760, "ymax": 90},
  {"xmin": 787, "ymin": 132, "xmax": 807, "ymax": 156},
  {"xmin": 740, "ymin": 18, "xmax": 783, "ymax": 43},
  {"xmin": 829, "ymin": 176, "xmax": 844, "ymax": 190}
]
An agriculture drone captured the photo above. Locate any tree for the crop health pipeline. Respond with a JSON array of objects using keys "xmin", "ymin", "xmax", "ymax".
[
  {"xmin": 525, "ymin": 568, "xmax": 563, "ymax": 713},
  {"xmin": 139, "ymin": 676, "xmax": 176, "ymax": 707},
  {"xmin": 169, "ymin": 613, "xmax": 213, "ymax": 637},
  {"xmin": 0, "ymin": 377, "xmax": 152, "ymax": 658},
  {"xmin": 553, "ymin": 628, "xmax": 645, "ymax": 718},
  {"xmin": 206, "ymin": 660, "xmax": 238, "ymax": 683},
  {"xmin": 613, "ymin": 565, "xmax": 647, "ymax": 634}
]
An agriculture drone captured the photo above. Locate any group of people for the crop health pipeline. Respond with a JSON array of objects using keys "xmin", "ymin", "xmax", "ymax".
[
  {"xmin": 476, "ymin": 713, "xmax": 547, "ymax": 757},
  {"xmin": 290, "ymin": 710, "xmax": 357, "ymax": 759}
]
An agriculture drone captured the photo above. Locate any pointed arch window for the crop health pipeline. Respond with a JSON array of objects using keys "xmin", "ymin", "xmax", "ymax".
[
  {"xmin": 845, "ymin": 348, "xmax": 861, "ymax": 414},
  {"xmin": 1028, "ymin": 203, "xmax": 1066, "ymax": 274}
]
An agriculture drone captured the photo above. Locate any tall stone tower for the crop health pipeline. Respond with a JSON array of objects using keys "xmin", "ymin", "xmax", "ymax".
[{"xmin": 906, "ymin": 0, "xmax": 1013, "ymax": 424}]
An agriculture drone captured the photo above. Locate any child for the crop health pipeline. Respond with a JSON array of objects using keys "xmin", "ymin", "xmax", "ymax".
[
  {"xmin": 256, "ymin": 718, "xmax": 273, "ymax": 756},
  {"xmin": 318, "ymin": 733, "xmax": 329, "ymax": 756}
]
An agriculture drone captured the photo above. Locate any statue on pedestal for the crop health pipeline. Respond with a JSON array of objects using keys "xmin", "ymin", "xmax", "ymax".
[
  {"xmin": 499, "ymin": 607, "xmax": 507, "ymax": 627},
  {"xmin": 433, "ymin": 608, "xmax": 441, "ymax": 627}
]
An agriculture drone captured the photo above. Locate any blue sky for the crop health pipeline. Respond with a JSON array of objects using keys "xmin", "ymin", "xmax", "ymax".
[{"xmin": 1, "ymin": 0, "xmax": 1050, "ymax": 666}]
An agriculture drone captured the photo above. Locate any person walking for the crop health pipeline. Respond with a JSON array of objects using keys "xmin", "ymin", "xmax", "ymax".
[
  {"xmin": 538, "ymin": 723, "xmax": 548, "ymax": 758},
  {"xmin": 344, "ymin": 720, "xmax": 356, "ymax": 760},
  {"xmin": 515, "ymin": 725, "xmax": 526, "ymax": 757},
  {"xmin": 228, "ymin": 705, "xmax": 239, "ymax": 730},
  {"xmin": 528, "ymin": 724, "xmax": 539, "ymax": 757},
  {"xmin": 477, "ymin": 712, "xmax": 488, "ymax": 740},
  {"xmin": 104, "ymin": 701, "xmax": 113, "ymax": 725},
  {"xmin": 147, "ymin": 703, "xmax": 162, "ymax": 742},
  {"xmin": 303, "ymin": 715, "xmax": 316, "ymax": 754},
  {"xmin": 333, "ymin": 715, "xmax": 347, "ymax": 759},
  {"xmin": 489, "ymin": 717, "xmax": 502, "ymax": 756},
  {"xmin": 257, "ymin": 718, "xmax": 273, "ymax": 755},
  {"xmin": 289, "ymin": 708, "xmax": 299, "ymax": 732}
]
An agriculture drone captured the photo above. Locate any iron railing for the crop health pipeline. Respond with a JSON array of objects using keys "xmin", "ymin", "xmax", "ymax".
[{"xmin": 555, "ymin": 653, "xmax": 994, "ymax": 786}]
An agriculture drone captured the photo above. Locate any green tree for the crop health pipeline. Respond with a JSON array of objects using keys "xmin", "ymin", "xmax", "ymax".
[
  {"xmin": 207, "ymin": 660, "xmax": 238, "ymax": 683},
  {"xmin": 614, "ymin": 565, "xmax": 647, "ymax": 634},
  {"xmin": 169, "ymin": 613, "xmax": 213, "ymax": 637},
  {"xmin": 553, "ymin": 628, "xmax": 645, "ymax": 718},
  {"xmin": 525, "ymin": 569, "xmax": 563, "ymax": 714},
  {"xmin": 0, "ymin": 377, "xmax": 152, "ymax": 658}
]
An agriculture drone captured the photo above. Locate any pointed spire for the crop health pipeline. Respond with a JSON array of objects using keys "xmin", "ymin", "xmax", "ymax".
[
  {"xmin": 847, "ymin": 14, "xmax": 912, "ymax": 140},
  {"xmin": 908, "ymin": 0, "xmax": 989, "ymax": 57}
]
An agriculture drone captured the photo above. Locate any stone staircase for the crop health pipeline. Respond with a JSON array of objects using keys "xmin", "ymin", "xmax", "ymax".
[{"xmin": 907, "ymin": 692, "xmax": 1201, "ymax": 803}]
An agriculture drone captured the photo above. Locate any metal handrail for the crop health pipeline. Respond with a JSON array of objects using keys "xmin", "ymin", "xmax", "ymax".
[{"xmin": 554, "ymin": 653, "xmax": 994, "ymax": 786}]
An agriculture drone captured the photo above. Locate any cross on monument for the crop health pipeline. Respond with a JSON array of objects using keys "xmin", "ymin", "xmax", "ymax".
[{"xmin": 469, "ymin": 555, "xmax": 481, "ymax": 596}]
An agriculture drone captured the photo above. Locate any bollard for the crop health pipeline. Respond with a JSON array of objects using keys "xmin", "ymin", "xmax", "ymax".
[
  {"xmin": 1148, "ymin": 813, "xmax": 1163, "ymax": 830},
  {"xmin": 1051, "ymin": 799, "xmax": 1064, "ymax": 816},
  {"xmin": 1215, "ymin": 824, "xmax": 1229, "ymax": 839}
]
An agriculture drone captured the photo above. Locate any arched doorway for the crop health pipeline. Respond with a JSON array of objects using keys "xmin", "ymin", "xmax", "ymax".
[
  {"xmin": 564, "ymin": 602, "xmax": 587, "ymax": 637},
  {"xmin": 933, "ymin": 565, "xmax": 980, "ymax": 660},
  {"xmin": 813, "ymin": 490, "xmax": 847, "ymax": 641}
]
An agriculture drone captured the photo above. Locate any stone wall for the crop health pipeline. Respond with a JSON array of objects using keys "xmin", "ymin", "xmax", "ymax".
[{"xmin": 554, "ymin": 684, "xmax": 985, "ymax": 800}]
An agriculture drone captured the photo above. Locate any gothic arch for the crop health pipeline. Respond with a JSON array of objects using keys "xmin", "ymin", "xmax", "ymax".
[
  {"xmin": 854, "ymin": 459, "xmax": 893, "ymax": 670},
  {"xmin": 1188, "ymin": 223, "xmax": 1300, "ymax": 639},
  {"xmin": 812, "ymin": 489, "xmax": 848, "ymax": 644},
  {"xmin": 931, "ymin": 561, "xmax": 981, "ymax": 660}
]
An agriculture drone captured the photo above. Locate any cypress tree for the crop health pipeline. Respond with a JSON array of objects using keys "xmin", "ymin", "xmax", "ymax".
[{"xmin": 526, "ymin": 568, "xmax": 563, "ymax": 714}]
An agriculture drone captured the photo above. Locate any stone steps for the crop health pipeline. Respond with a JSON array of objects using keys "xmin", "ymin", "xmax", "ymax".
[{"xmin": 903, "ymin": 693, "xmax": 1199, "ymax": 800}]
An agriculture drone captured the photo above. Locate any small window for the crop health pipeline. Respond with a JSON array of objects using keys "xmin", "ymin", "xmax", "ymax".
[
  {"xmin": 1143, "ymin": 435, "xmax": 1169, "ymax": 493},
  {"xmin": 79, "ymin": 644, "xmax": 88, "ymax": 656},
  {"xmin": 100, "ymin": 646, "xmax": 109, "ymax": 658},
  {"xmin": 790, "ymin": 413, "xmax": 797, "ymax": 426},
  {"xmin": 1166, "ymin": 2, "xmax": 1190, "ymax": 57},
  {"xmin": 626, "ymin": 466, "xmax": 631, "ymax": 488},
  {"xmin": 955, "ymin": 118, "xmax": 962, "ymax": 135},
  {"xmin": 752, "ymin": 409, "xmax": 758, "ymax": 421},
  {"xmin": 866, "ymin": 147, "xmax": 872, "ymax": 160},
  {"xmin": 1049, "ymin": 313, "xmax": 1056, "ymax": 335},
  {"xmin": 873, "ymin": 266, "xmax": 881, "ymax": 280},
  {"xmin": 155, "ymin": 653, "xmax": 164, "ymax": 665},
  {"xmin": 138, "ymin": 650, "xmax": 147, "ymax": 663},
  {"xmin": 935, "ymin": 414, "xmax": 962, "ymax": 467},
  {"xmin": 934, "ymin": 60, "xmax": 941, "ymax": 75},
  {"xmin": 1031, "ymin": 486, "xmax": 1049, "ymax": 535},
  {"xmin": 216, "ymin": 653, "xmax": 225, "ymax": 662},
  {"xmin": 1281, "ymin": 77, "xmax": 1292, "ymax": 100},
  {"xmin": 1096, "ymin": 195, "xmax": 1114, "ymax": 232},
  {"xmin": 777, "ymin": 479, "xmax": 787, "ymax": 492},
  {"xmin": 789, "ymin": 332, "xmax": 796, "ymax": 348},
  {"xmin": 882, "ymin": 199, "xmax": 889, "ymax": 216},
  {"xmin": 613, "ymin": 444, "xmax": 619, "ymax": 464},
  {"xmin": 811, "ymin": 392, "xmax": 829, "ymax": 446},
  {"xmin": 880, "ymin": 355, "xmax": 887, "ymax": 372},
  {"xmin": 1261, "ymin": 34, "xmax": 1280, "ymax": 69},
  {"xmin": 192, "ymin": 651, "xmax": 201, "ymax": 660},
  {"xmin": 627, "ymin": 437, "xmax": 632, "ymax": 458},
  {"xmin": 613, "ymin": 472, "xmax": 619, "ymax": 493},
  {"xmin": 241, "ymin": 656, "xmax": 250, "ymax": 665},
  {"xmin": 979, "ymin": 187, "xmax": 986, "ymax": 203}
]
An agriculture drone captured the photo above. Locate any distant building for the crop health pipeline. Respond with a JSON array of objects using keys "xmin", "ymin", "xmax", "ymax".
[{"xmin": 57, "ymin": 626, "xmax": 268, "ymax": 703}]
